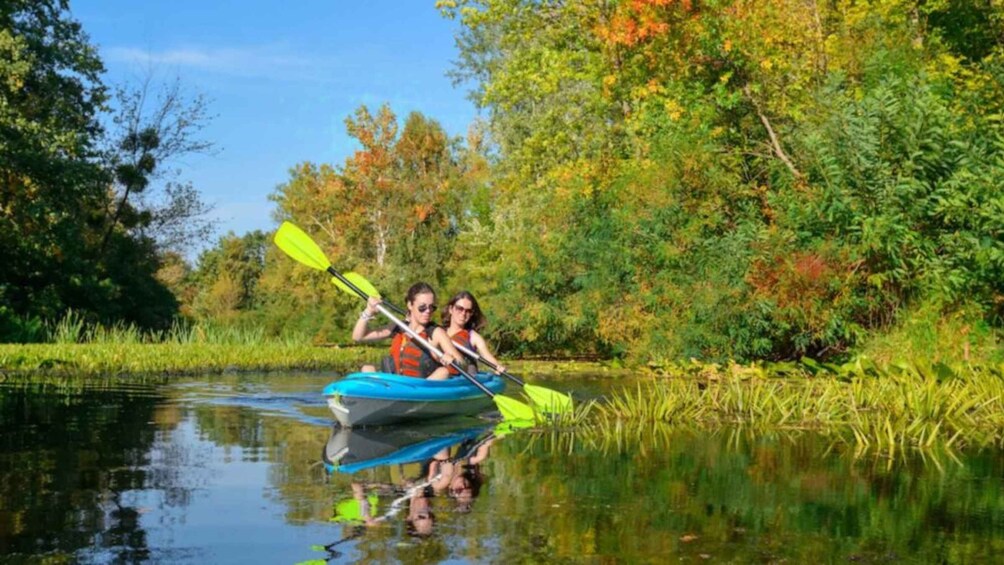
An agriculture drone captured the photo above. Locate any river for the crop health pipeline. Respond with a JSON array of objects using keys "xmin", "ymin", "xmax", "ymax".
[{"xmin": 1, "ymin": 372, "xmax": 1002, "ymax": 563}]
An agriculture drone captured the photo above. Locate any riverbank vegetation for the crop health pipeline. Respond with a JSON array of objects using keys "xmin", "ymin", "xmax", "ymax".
[
  {"xmin": 569, "ymin": 358, "xmax": 1004, "ymax": 454},
  {"xmin": 0, "ymin": 321, "xmax": 370, "ymax": 378},
  {"xmin": 3, "ymin": 1, "xmax": 1002, "ymax": 368},
  {"xmin": 180, "ymin": 1, "xmax": 1004, "ymax": 364},
  {"xmin": 0, "ymin": 342, "xmax": 357, "ymax": 378}
]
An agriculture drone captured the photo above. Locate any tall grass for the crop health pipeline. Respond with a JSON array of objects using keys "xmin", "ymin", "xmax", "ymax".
[
  {"xmin": 45, "ymin": 310, "xmax": 311, "ymax": 346},
  {"xmin": 592, "ymin": 360, "xmax": 1004, "ymax": 454},
  {"xmin": 49, "ymin": 309, "xmax": 88, "ymax": 344},
  {"xmin": 0, "ymin": 340, "xmax": 370, "ymax": 378},
  {"xmin": 0, "ymin": 311, "xmax": 361, "ymax": 378}
]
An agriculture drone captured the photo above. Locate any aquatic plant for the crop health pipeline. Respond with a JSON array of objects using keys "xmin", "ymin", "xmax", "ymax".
[{"xmin": 593, "ymin": 359, "xmax": 1004, "ymax": 454}]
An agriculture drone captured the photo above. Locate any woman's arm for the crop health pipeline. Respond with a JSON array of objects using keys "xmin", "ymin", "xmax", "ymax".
[
  {"xmin": 470, "ymin": 331, "xmax": 506, "ymax": 373},
  {"xmin": 468, "ymin": 439, "xmax": 494, "ymax": 465},
  {"xmin": 432, "ymin": 327, "xmax": 464, "ymax": 368},
  {"xmin": 352, "ymin": 297, "xmax": 393, "ymax": 342}
]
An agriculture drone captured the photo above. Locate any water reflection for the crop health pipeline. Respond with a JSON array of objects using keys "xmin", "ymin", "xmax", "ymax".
[
  {"xmin": 319, "ymin": 423, "xmax": 499, "ymax": 555},
  {"xmin": 4, "ymin": 375, "xmax": 1004, "ymax": 563},
  {"xmin": 0, "ymin": 383, "xmax": 169, "ymax": 562}
]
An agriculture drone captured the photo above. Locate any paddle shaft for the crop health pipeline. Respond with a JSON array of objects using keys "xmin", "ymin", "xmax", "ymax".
[
  {"xmin": 370, "ymin": 296, "xmax": 526, "ymax": 387},
  {"xmin": 329, "ymin": 268, "xmax": 497, "ymax": 398}
]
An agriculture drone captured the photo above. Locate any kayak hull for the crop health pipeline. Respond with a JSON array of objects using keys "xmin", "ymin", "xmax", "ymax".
[{"xmin": 323, "ymin": 372, "xmax": 506, "ymax": 427}]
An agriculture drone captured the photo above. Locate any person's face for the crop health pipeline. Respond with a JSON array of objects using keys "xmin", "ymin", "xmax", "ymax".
[
  {"xmin": 451, "ymin": 299, "xmax": 474, "ymax": 325},
  {"xmin": 409, "ymin": 496, "xmax": 434, "ymax": 536},
  {"xmin": 449, "ymin": 475, "xmax": 474, "ymax": 507},
  {"xmin": 408, "ymin": 292, "xmax": 437, "ymax": 324},
  {"xmin": 412, "ymin": 513, "xmax": 434, "ymax": 536}
]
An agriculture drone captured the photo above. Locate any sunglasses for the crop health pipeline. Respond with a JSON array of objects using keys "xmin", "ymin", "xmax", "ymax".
[
  {"xmin": 452, "ymin": 304, "xmax": 473, "ymax": 315},
  {"xmin": 416, "ymin": 304, "xmax": 437, "ymax": 314}
]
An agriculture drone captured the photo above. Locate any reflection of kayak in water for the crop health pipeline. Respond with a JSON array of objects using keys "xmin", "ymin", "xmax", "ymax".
[
  {"xmin": 322, "ymin": 424, "xmax": 490, "ymax": 474},
  {"xmin": 320, "ymin": 418, "xmax": 534, "ymax": 554},
  {"xmin": 322, "ymin": 372, "xmax": 506, "ymax": 427}
]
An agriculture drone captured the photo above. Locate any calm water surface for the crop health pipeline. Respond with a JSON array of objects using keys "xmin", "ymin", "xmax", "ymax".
[{"xmin": 1, "ymin": 372, "xmax": 1004, "ymax": 564}]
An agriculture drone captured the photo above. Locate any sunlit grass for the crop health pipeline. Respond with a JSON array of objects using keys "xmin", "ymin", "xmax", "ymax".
[
  {"xmin": 0, "ymin": 340, "xmax": 371, "ymax": 378},
  {"xmin": 590, "ymin": 359, "xmax": 1004, "ymax": 455},
  {"xmin": 47, "ymin": 310, "xmax": 312, "ymax": 347},
  {"xmin": 0, "ymin": 311, "xmax": 371, "ymax": 378}
]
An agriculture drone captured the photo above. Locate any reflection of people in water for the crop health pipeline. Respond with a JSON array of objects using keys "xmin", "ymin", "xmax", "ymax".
[
  {"xmin": 428, "ymin": 435, "xmax": 494, "ymax": 514},
  {"xmin": 333, "ymin": 431, "xmax": 496, "ymax": 539},
  {"xmin": 404, "ymin": 433, "xmax": 494, "ymax": 536},
  {"xmin": 405, "ymin": 484, "xmax": 436, "ymax": 537}
]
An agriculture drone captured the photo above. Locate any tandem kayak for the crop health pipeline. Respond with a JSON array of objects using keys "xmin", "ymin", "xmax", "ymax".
[{"xmin": 322, "ymin": 372, "xmax": 507, "ymax": 427}]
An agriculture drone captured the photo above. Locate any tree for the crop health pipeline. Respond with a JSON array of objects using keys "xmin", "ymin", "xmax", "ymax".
[
  {"xmin": 100, "ymin": 76, "xmax": 217, "ymax": 255},
  {"xmin": 0, "ymin": 0, "xmax": 109, "ymax": 333},
  {"xmin": 189, "ymin": 231, "xmax": 268, "ymax": 319},
  {"xmin": 244, "ymin": 104, "xmax": 483, "ymax": 341},
  {"xmin": 271, "ymin": 104, "xmax": 472, "ymax": 291},
  {"xmin": 0, "ymin": 3, "xmax": 217, "ymax": 339},
  {"xmin": 440, "ymin": 0, "xmax": 1004, "ymax": 361}
]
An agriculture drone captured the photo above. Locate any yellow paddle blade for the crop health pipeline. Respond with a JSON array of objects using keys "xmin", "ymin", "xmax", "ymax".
[
  {"xmin": 273, "ymin": 222, "xmax": 332, "ymax": 272},
  {"xmin": 524, "ymin": 384, "xmax": 574, "ymax": 414},
  {"xmin": 333, "ymin": 272, "xmax": 381, "ymax": 299},
  {"xmin": 492, "ymin": 417, "xmax": 535, "ymax": 438},
  {"xmin": 330, "ymin": 276, "xmax": 356, "ymax": 297},
  {"xmin": 494, "ymin": 394, "xmax": 537, "ymax": 422}
]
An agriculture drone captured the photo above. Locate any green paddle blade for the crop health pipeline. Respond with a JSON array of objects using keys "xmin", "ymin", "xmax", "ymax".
[
  {"xmin": 494, "ymin": 394, "xmax": 536, "ymax": 422},
  {"xmin": 274, "ymin": 222, "xmax": 332, "ymax": 271},
  {"xmin": 332, "ymin": 272, "xmax": 382, "ymax": 299},
  {"xmin": 524, "ymin": 384, "xmax": 573, "ymax": 414}
]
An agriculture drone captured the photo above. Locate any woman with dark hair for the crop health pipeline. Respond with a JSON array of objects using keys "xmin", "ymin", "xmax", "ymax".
[
  {"xmin": 351, "ymin": 282, "xmax": 464, "ymax": 380},
  {"xmin": 441, "ymin": 290, "xmax": 506, "ymax": 376}
]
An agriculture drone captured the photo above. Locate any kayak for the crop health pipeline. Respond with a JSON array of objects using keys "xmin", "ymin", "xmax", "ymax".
[
  {"xmin": 322, "ymin": 424, "xmax": 489, "ymax": 474},
  {"xmin": 322, "ymin": 372, "xmax": 506, "ymax": 427}
]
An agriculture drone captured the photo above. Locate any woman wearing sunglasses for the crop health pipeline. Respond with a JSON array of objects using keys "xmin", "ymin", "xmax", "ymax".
[
  {"xmin": 352, "ymin": 282, "xmax": 464, "ymax": 380},
  {"xmin": 441, "ymin": 291, "xmax": 507, "ymax": 376}
]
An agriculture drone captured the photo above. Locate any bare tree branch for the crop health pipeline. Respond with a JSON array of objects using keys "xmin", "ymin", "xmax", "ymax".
[{"xmin": 744, "ymin": 85, "xmax": 802, "ymax": 179}]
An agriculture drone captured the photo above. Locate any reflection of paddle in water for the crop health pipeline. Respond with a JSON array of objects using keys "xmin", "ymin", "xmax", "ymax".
[
  {"xmin": 428, "ymin": 432, "xmax": 496, "ymax": 514},
  {"xmin": 314, "ymin": 421, "xmax": 528, "ymax": 559},
  {"xmin": 318, "ymin": 470, "xmax": 444, "ymax": 559}
]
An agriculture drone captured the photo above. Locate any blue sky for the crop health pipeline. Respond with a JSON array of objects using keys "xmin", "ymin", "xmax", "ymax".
[{"xmin": 72, "ymin": 1, "xmax": 477, "ymax": 254}]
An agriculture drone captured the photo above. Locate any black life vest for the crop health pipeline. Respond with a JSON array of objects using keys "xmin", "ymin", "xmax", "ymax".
[{"xmin": 389, "ymin": 324, "xmax": 440, "ymax": 378}]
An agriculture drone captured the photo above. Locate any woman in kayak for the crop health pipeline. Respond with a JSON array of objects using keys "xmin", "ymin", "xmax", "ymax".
[
  {"xmin": 441, "ymin": 290, "xmax": 507, "ymax": 376},
  {"xmin": 352, "ymin": 281, "xmax": 464, "ymax": 380}
]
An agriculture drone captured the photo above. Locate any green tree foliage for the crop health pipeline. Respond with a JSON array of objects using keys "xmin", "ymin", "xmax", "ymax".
[
  {"xmin": 188, "ymin": 231, "xmax": 268, "ymax": 321},
  {"xmin": 438, "ymin": 0, "xmax": 1004, "ymax": 361},
  {"xmin": 0, "ymin": 0, "xmax": 109, "ymax": 332},
  {"xmin": 0, "ymin": 2, "xmax": 212, "ymax": 340},
  {"xmin": 188, "ymin": 105, "xmax": 487, "ymax": 342}
]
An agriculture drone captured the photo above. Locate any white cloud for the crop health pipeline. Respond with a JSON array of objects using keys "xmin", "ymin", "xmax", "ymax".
[{"xmin": 104, "ymin": 44, "xmax": 346, "ymax": 83}]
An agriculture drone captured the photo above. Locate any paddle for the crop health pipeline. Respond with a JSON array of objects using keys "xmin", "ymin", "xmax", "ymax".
[
  {"xmin": 273, "ymin": 221, "xmax": 536, "ymax": 422},
  {"xmin": 338, "ymin": 271, "xmax": 573, "ymax": 415}
]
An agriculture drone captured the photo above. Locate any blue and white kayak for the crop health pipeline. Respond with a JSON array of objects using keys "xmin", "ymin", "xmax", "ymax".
[{"xmin": 322, "ymin": 372, "xmax": 507, "ymax": 427}]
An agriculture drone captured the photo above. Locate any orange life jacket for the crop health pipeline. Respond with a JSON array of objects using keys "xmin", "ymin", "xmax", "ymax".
[
  {"xmin": 390, "ymin": 324, "xmax": 439, "ymax": 378},
  {"xmin": 448, "ymin": 329, "xmax": 478, "ymax": 375}
]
